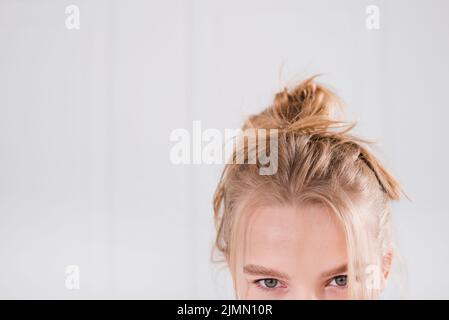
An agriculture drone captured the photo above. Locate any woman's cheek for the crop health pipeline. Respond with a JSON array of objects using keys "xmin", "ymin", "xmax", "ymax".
[{"xmin": 324, "ymin": 287, "xmax": 349, "ymax": 300}]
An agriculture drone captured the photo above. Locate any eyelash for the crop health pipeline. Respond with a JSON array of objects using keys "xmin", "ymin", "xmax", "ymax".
[
  {"xmin": 326, "ymin": 275, "xmax": 348, "ymax": 289},
  {"xmin": 253, "ymin": 275, "xmax": 348, "ymax": 291},
  {"xmin": 254, "ymin": 279, "xmax": 286, "ymax": 291}
]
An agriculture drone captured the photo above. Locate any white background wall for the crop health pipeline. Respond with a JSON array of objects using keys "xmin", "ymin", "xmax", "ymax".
[{"xmin": 0, "ymin": 0, "xmax": 448, "ymax": 299}]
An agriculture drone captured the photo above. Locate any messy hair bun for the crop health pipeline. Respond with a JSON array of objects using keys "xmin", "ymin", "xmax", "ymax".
[
  {"xmin": 242, "ymin": 76, "xmax": 402, "ymax": 199},
  {"xmin": 243, "ymin": 76, "xmax": 344, "ymax": 134},
  {"xmin": 213, "ymin": 76, "xmax": 404, "ymax": 299}
]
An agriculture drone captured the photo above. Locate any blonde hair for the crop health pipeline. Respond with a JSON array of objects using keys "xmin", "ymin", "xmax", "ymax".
[{"xmin": 212, "ymin": 76, "xmax": 404, "ymax": 299}]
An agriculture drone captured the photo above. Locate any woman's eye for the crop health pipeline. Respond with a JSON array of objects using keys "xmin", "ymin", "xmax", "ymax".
[
  {"xmin": 257, "ymin": 278, "xmax": 279, "ymax": 289},
  {"xmin": 328, "ymin": 275, "xmax": 348, "ymax": 287}
]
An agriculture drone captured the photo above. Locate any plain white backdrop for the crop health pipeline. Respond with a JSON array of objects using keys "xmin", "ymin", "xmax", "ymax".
[{"xmin": 0, "ymin": 0, "xmax": 448, "ymax": 299}]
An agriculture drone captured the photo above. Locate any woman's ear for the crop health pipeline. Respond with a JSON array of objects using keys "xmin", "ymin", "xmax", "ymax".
[{"xmin": 380, "ymin": 249, "xmax": 394, "ymax": 290}]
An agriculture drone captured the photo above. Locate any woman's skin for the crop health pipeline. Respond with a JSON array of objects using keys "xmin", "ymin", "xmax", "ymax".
[{"xmin": 232, "ymin": 203, "xmax": 388, "ymax": 299}]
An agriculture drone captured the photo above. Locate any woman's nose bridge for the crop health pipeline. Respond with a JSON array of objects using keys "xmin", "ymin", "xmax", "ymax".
[{"xmin": 289, "ymin": 285, "xmax": 319, "ymax": 300}]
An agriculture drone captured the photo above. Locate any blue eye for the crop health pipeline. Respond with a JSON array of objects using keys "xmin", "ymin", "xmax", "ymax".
[
  {"xmin": 328, "ymin": 275, "xmax": 348, "ymax": 287},
  {"xmin": 257, "ymin": 278, "xmax": 279, "ymax": 289}
]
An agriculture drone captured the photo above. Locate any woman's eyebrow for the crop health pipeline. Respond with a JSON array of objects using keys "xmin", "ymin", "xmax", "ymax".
[
  {"xmin": 320, "ymin": 263, "xmax": 348, "ymax": 279},
  {"xmin": 243, "ymin": 264, "xmax": 290, "ymax": 280}
]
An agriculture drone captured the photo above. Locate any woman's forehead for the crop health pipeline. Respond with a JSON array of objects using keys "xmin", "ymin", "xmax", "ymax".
[{"xmin": 235, "ymin": 204, "xmax": 348, "ymax": 275}]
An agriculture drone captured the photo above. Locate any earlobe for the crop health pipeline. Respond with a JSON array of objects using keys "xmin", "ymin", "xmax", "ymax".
[
  {"xmin": 383, "ymin": 250, "xmax": 393, "ymax": 279},
  {"xmin": 380, "ymin": 249, "xmax": 394, "ymax": 291}
]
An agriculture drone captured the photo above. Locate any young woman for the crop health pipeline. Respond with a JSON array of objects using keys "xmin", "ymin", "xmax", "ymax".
[{"xmin": 212, "ymin": 76, "xmax": 404, "ymax": 299}]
